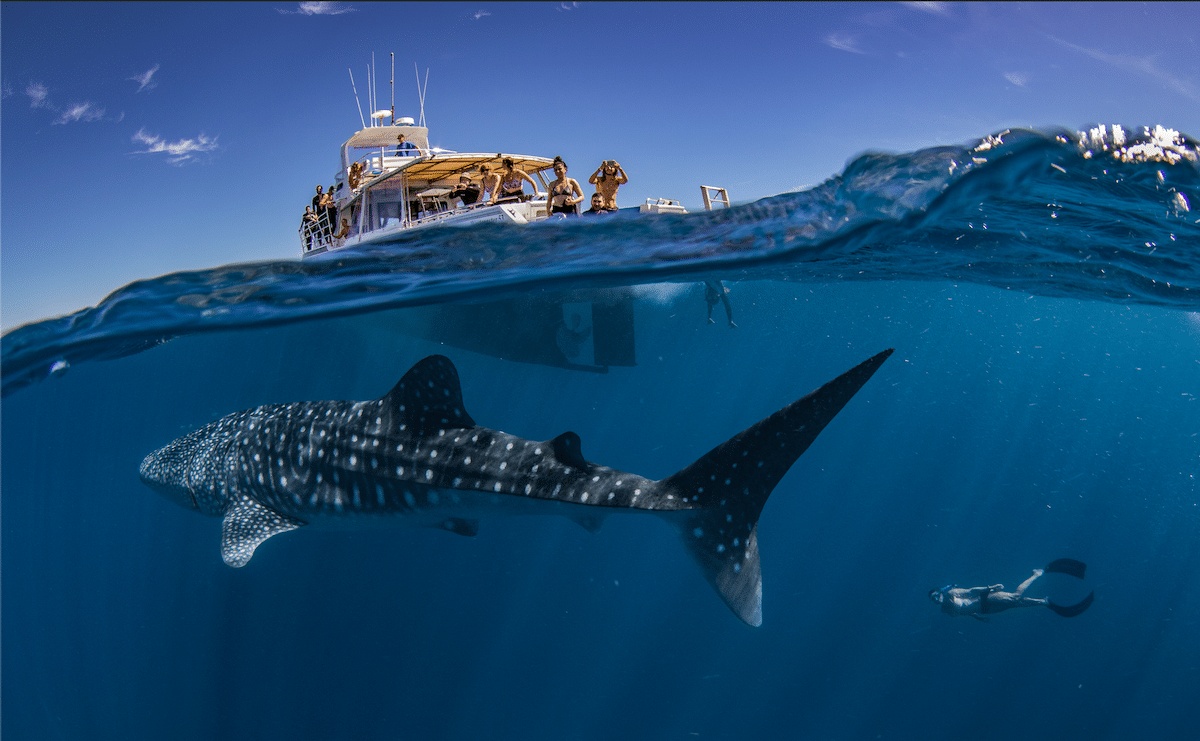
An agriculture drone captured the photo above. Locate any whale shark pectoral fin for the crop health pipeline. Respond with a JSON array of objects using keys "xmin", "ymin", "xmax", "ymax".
[
  {"xmin": 549, "ymin": 431, "xmax": 590, "ymax": 471},
  {"xmin": 220, "ymin": 497, "xmax": 305, "ymax": 568},
  {"xmin": 383, "ymin": 355, "xmax": 477, "ymax": 436}
]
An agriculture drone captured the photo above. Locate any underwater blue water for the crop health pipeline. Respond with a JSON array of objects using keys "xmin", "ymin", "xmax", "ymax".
[{"xmin": 3, "ymin": 126, "xmax": 1198, "ymax": 740}]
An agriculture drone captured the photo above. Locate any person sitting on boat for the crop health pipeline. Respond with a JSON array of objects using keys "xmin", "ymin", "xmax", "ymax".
[
  {"xmin": 395, "ymin": 133, "xmax": 418, "ymax": 157},
  {"xmin": 449, "ymin": 175, "xmax": 482, "ymax": 206},
  {"xmin": 491, "ymin": 158, "xmax": 539, "ymax": 204},
  {"xmin": 333, "ymin": 218, "xmax": 352, "ymax": 240},
  {"xmin": 582, "ymin": 193, "xmax": 610, "ymax": 216},
  {"xmin": 589, "ymin": 160, "xmax": 628, "ymax": 210},
  {"xmin": 479, "ymin": 164, "xmax": 500, "ymax": 203},
  {"xmin": 547, "ymin": 156, "xmax": 584, "ymax": 216}
]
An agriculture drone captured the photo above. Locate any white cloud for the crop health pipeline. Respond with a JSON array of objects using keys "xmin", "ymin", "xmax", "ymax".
[
  {"xmin": 53, "ymin": 102, "xmax": 106, "ymax": 125},
  {"xmin": 1004, "ymin": 71, "xmax": 1028, "ymax": 87},
  {"xmin": 1049, "ymin": 35, "xmax": 1199, "ymax": 102},
  {"xmin": 556, "ymin": 2, "xmax": 578, "ymax": 10},
  {"xmin": 474, "ymin": 9, "xmax": 490, "ymax": 19},
  {"xmin": 25, "ymin": 81, "xmax": 51, "ymax": 108},
  {"xmin": 129, "ymin": 64, "xmax": 160, "ymax": 93},
  {"xmin": 131, "ymin": 128, "xmax": 219, "ymax": 164},
  {"xmin": 901, "ymin": 1, "xmax": 951, "ymax": 15},
  {"xmin": 824, "ymin": 32, "xmax": 865, "ymax": 54},
  {"xmin": 278, "ymin": 1, "xmax": 356, "ymax": 14}
]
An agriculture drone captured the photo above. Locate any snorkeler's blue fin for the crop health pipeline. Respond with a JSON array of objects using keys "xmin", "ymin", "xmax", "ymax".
[
  {"xmin": 1045, "ymin": 558, "xmax": 1087, "ymax": 579},
  {"xmin": 1047, "ymin": 591, "xmax": 1094, "ymax": 618}
]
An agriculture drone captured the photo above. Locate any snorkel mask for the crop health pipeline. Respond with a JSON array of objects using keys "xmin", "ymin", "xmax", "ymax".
[{"xmin": 929, "ymin": 584, "xmax": 954, "ymax": 603}]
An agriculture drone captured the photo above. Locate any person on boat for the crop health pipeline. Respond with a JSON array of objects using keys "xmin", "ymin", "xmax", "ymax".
[
  {"xmin": 395, "ymin": 133, "xmax": 418, "ymax": 157},
  {"xmin": 929, "ymin": 559, "xmax": 1095, "ymax": 621},
  {"xmin": 547, "ymin": 156, "xmax": 584, "ymax": 216},
  {"xmin": 333, "ymin": 218, "xmax": 352, "ymax": 240},
  {"xmin": 348, "ymin": 161, "xmax": 366, "ymax": 190},
  {"xmin": 704, "ymin": 280, "xmax": 735, "ymax": 328},
  {"xmin": 301, "ymin": 206, "xmax": 319, "ymax": 250},
  {"xmin": 319, "ymin": 186, "xmax": 338, "ymax": 241},
  {"xmin": 589, "ymin": 160, "xmax": 628, "ymax": 211},
  {"xmin": 582, "ymin": 193, "xmax": 610, "ymax": 216},
  {"xmin": 449, "ymin": 175, "xmax": 482, "ymax": 206},
  {"xmin": 479, "ymin": 164, "xmax": 500, "ymax": 203},
  {"xmin": 491, "ymin": 158, "xmax": 539, "ymax": 204}
]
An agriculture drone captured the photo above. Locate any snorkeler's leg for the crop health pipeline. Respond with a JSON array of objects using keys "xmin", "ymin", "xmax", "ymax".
[{"xmin": 1013, "ymin": 569, "xmax": 1043, "ymax": 596}]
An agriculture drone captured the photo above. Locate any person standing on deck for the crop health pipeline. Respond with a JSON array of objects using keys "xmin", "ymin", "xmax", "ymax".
[{"xmin": 589, "ymin": 160, "xmax": 628, "ymax": 211}]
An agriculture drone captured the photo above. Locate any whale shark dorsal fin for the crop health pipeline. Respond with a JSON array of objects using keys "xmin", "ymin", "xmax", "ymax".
[
  {"xmin": 384, "ymin": 355, "xmax": 477, "ymax": 436},
  {"xmin": 549, "ymin": 431, "xmax": 590, "ymax": 471},
  {"xmin": 221, "ymin": 497, "xmax": 305, "ymax": 567}
]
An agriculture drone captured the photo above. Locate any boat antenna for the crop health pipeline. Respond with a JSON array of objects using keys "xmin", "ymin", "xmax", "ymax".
[
  {"xmin": 414, "ymin": 62, "xmax": 429, "ymax": 128},
  {"xmin": 348, "ymin": 68, "xmax": 366, "ymax": 128},
  {"xmin": 365, "ymin": 65, "xmax": 373, "ymax": 126},
  {"xmin": 390, "ymin": 52, "xmax": 395, "ymax": 125},
  {"xmin": 371, "ymin": 52, "xmax": 377, "ymax": 126}
]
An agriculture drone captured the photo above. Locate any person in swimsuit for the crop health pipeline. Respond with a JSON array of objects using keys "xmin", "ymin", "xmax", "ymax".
[
  {"xmin": 491, "ymin": 157, "xmax": 539, "ymax": 204},
  {"xmin": 319, "ymin": 186, "xmax": 337, "ymax": 240},
  {"xmin": 589, "ymin": 160, "xmax": 628, "ymax": 211},
  {"xmin": 929, "ymin": 560, "xmax": 1095, "ymax": 621},
  {"xmin": 479, "ymin": 164, "xmax": 500, "ymax": 204},
  {"xmin": 547, "ymin": 156, "xmax": 583, "ymax": 215}
]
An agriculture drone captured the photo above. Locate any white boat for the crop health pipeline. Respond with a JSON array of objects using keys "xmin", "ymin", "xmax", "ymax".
[
  {"xmin": 300, "ymin": 115, "xmax": 572, "ymax": 257},
  {"xmin": 300, "ymin": 122, "xmax": 696, "ymax": 258}
]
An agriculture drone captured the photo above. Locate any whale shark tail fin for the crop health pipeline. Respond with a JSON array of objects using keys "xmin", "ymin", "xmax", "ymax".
[{"xmin": 661, "ymin": 349, "xmax": 894, "ymax": 627}]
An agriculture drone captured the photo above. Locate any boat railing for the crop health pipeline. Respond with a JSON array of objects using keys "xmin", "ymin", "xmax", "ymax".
[
  {"xmin": 298, "ymin": 211, "xmax": 345, "ymax": 253},
  {"xmin": 349, "ymin": 148, "xmax": 429, "ymax": 184}
]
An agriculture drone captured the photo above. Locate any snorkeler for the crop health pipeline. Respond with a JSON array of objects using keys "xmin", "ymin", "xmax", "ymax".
[
  {"xmin": 929, "ymin": 559, "xmax": 1094, "ymax": 621},
  {"xmin": 704, "ymin": 280, "xmax": 736, "ymax": 328}
]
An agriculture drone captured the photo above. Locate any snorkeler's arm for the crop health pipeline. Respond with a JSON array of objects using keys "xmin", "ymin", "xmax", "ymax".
[
  {"xmin": 589, "ymin": 168, "xmax": 602, "ymax": 185},
  {"xmin": 615, "ymin": 164, "xmax": 628, "ymax": 184},
  {"xmin": 569, "ymin": 177, "xmax": 583, "ymax": 204}
]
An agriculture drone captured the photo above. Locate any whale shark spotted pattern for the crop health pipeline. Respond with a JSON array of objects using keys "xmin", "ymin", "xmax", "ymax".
[{"xmin": 140, "ymin": 351, "xmax": 893, "ymax": 625}]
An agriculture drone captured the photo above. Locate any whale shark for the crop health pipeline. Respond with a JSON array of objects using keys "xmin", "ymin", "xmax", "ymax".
[{"xmin": 140, "ymin": 350, "xmax": 893, "ymax": 625}]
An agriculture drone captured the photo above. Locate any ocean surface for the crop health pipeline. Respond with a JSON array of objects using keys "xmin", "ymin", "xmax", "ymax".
[{"xmin": 3, "ymin": 125, "xmax": 1198, "ymax": 740}]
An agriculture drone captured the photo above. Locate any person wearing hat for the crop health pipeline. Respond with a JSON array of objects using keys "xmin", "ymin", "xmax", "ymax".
[{"xmin": 449, "ymin": 174, "xmax": 482, "ymax": 206}]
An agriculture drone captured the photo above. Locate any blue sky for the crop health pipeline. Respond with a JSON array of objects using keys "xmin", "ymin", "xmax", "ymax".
[{"xmin": 2, "ymin": 1, "xmax": 1198, "ymax": 330}]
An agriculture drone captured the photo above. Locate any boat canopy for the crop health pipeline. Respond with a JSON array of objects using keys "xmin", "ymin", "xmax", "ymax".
[
  {"xmin": 344, "ymin": 125, "xmax": 429, "ymax": 149},
  {"xmin": 387, "ymin": 153, "xmax": 556, "ymax": 184},
  {"xmin": 341, "ymin": 125, "xmax": 429, "ymax": 170}
]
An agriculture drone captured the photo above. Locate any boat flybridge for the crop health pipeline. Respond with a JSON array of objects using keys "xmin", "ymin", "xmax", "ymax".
[{"xmin": 301, "ymin": 118, "xmax": 563, "ymax": 257}]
